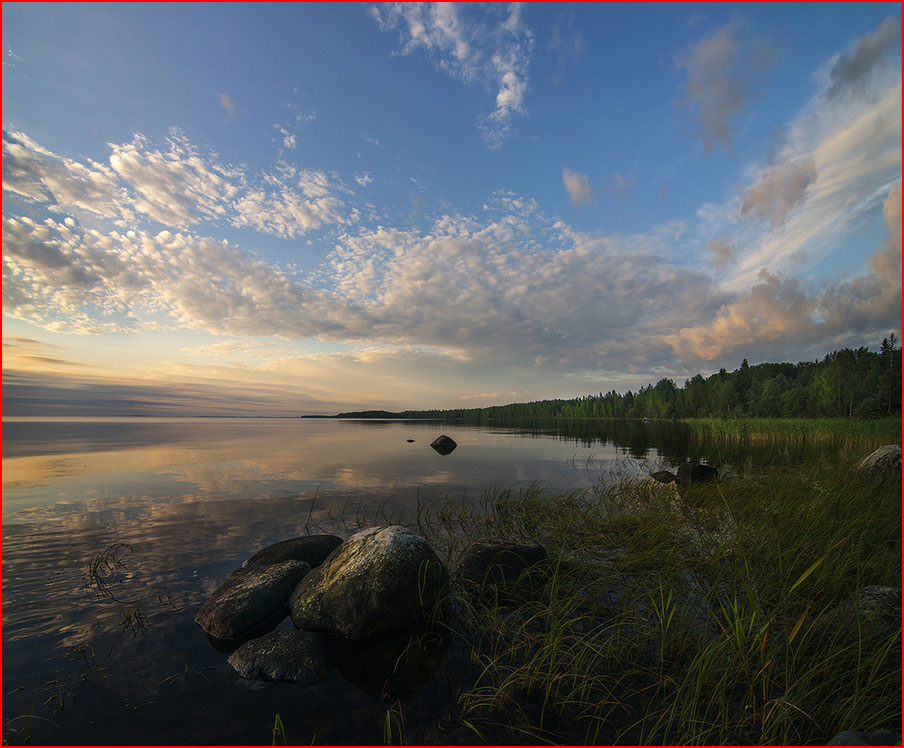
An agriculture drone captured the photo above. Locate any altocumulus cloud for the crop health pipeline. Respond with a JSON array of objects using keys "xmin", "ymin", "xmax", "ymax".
[
  {"xmin": 4, "ymin": 193, "xmax": 720, "ymax": 375},
  {"xmin": 3, "ymin": 130, "xmax": 350, "ymax": 239}
]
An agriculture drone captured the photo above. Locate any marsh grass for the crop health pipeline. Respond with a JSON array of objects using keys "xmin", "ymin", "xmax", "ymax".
[{"xmin": 416, "ymin": 451, "xmax": 901, "ymax": 745}]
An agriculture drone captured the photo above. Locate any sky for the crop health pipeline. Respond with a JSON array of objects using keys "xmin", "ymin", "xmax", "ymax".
[{"xmin": 2, "ymin": 3, "xmax": 901, "ymax": 416}]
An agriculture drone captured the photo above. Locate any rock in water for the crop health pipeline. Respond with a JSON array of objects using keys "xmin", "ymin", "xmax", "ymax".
[
  {"xmin": 290, "ymin": 525, "xmax": 448, "ymax": 638},
  {"xmin": 430, "ymin": 435, "xmax": 457, "ymax": 455},
  {"xmin": 676, "ymin": 463, "xmax": 718, "ymax": 485},
  {"xmin": 650, "ymin": 470, "xmax": 677, "ymax": 483},
  {"xmin": 195, "ymin": 560, "xmax": 311, "ymax": 645},
  {"xmin": 243, "ymin": 535, "xmax": 343, "ymax": 569},
  {"xmin": 457, "ymin": 541, "xmax": 548, "ymax": 587},
  {"xmin": 227, "ymin": 629, "xmax": 329, "ymax": 684},
  {"xmin": 856, "ymin": 445, "xmax": 902, "ymax": 477}
]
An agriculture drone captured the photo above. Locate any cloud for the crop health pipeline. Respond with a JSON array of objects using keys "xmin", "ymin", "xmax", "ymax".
[
  {"xmin": 678, "ymin": 22, "xmax": 772, "ymax": 153},
  {"xmin": 548, "ymin": 6, "xmax": 585, "ymax": 75},
  {"xmin": 827, "ymin": 16, "xmax": 901, "ymax": 100},
  {"xmin": 665, "ymin": 181, "xmax": 901, "ymax": 361},
  {"xmin": 108, "ymin": 132, "xmax": 241, "ymax": 227},
  {"xmin": 373, "ymin": 3, "xmax": 534, "ymax": 149},
  {"xmin": 3, "ymin": 130, "xmax": 349, "ymax": 239},
  {"xmin": 3, "ymin": 195, "xmax": 718, "ymax": 377},
  {"xmin": 217, "ymin": 92, "xmax": 235, "ymax": 117},
  {"xmin": 274, "ymin": 124, "xmax": 296, "ymax": 149},
  {"xmin": 562, "ymin": 168, "xmax": 592, "ymax": 205},
  {"xmin": 740, "ymin": 157, "xmax": 817, "ymax": 227},
  {"xmin": 706, "ymin": 238, "xmax": 734, "ymax": 270},
  {"xmin": 355, "ymin": 172, "xmax": 373, "ymax": 187},
  {"xmin": 607, "ymin": 172, "xmax": 635, "ymax": 202},
  {"xmin": 3, "ymin": 130, "xmax": 134, "ymax": 222}
]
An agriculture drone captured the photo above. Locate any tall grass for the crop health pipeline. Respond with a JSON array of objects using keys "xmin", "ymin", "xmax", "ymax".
[{"xmin": 416, "ymin": 451, "xmax": 901, "ymax": 745}]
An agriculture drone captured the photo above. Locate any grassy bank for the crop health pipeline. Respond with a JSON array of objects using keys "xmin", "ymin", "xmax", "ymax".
[{"xmin": 413, "ymin": 450, "xmax": 901, "ymax": 745}]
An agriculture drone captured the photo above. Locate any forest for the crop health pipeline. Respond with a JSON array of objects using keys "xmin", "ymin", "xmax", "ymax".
[{"xmin": 338, "ymin": 337, "xmax": 902, "ymax": 422}]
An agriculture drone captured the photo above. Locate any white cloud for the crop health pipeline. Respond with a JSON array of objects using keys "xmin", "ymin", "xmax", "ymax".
[
  {"xmin": 355, "ymin": 172, "xmax": 373, "ymax": 187},
  {"xmin": 3, "ymin": 130, "xmax": 349, "ymax": 239},
  {"xmin": 217, "ymin": 92, "xmax": 235, "ymax": 117},
  {"xmin": 561, "ymin": 168, "xmax": 592, "ymax": 205},
  {"xmin": 3, "ymin": 131, "xmax": 134, "ymax": 222},
  {"xmin": 373, "ymin": 2, "xmax": 533, "ymax": 149},
  {"xmin": 108, "ymin": 132, "xmax": 241, "ymax": 227},
  {"xmin": 706, "ymin": 238, "xmax": 734, "ymax": 270},
  {"xmin": 607, "ymin": 172, "xmax": 635, "ymax": 202}
]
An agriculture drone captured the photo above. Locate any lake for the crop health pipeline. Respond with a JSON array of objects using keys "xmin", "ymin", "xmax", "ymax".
[{"xmin": 2, "ymin": 416, "xmax": 682, "ymax": 745}]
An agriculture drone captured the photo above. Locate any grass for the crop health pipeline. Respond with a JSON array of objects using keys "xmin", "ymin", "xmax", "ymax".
[{"xmin": 415, "ymin": 445, "xmax": 901, "ymax": 745}]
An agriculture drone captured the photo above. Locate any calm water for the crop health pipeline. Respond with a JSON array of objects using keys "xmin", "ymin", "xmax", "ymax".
[{"xmin": 2, "ymin": 417, "xmax": 666, "ymax": 745}]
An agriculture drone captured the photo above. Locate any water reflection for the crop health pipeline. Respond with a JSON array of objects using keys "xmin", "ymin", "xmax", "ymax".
[{"xmin": 0, "ymin": 416, "xmax": 709, "ymax": 745}]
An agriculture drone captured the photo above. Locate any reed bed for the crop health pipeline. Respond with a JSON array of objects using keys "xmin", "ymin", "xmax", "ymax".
[{"xmin": 415, "ymin": 449, "xmax": 901, "ymax": 745}]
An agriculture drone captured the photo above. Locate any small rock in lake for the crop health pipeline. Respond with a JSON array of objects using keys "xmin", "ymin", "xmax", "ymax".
[
  {"xmin": 243, "ymin": 534, "xmax": 343, "ymax": 569},
  {"xmin": 856, "ymin": 444, "xmax": 902, "ymax": 477},
  {"xmin": 406, "ymin": 439, "xmax": 415, "ymax": 443},
  {"xmin": 195, "ymin": 560, "xmax": 311, "ymax": 646},
  {"xmin": 228, "ymin": 629, "xmax": 329, "ymax": 684},
  {"xmin": 649, "ymin": 463, "xmax": 718, "ymax": 485},
  {"xmin": 430, "ymin": 435, "xmax": 457, "ymax": 455},
  {"xmin": 290, "ymin": 525, "xmax": 448, "ymax": 639}
]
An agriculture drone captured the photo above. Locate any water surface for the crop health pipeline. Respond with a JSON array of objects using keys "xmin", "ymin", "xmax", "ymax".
[{"xmin": 2, "ymin": 416, "xmax": 663, "ymax": 745}]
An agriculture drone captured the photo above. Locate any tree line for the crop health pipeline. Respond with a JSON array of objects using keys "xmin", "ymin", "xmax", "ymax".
[{"xmin": 337, "ymin": 337, "xmax": 901, "ymax": 421}]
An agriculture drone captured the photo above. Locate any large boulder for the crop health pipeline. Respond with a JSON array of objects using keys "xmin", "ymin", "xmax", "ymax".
[
  {"xmin": 227, "ymin": 629, "xmax": 329, "ymax": 684},
  {"xmin": 290, "ymin": 526, "xmax": 448, "ymax": 639},
  {"xmin": 457, "ymin": 540, "xmax": 548, "ymax": 587},
  {"xmin": 243, "ymin": 535, "xmax": 343, "ymax": 569},
  {"xmin": 195, "ymin": 560, "xmax": 311, "ymax": 645},
  {"xmin": 857, "ymin": 445, "xmax": 902, "ymax": 477}
]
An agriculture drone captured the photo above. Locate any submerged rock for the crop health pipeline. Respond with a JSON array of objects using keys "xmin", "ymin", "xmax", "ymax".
[
  {"xmin": 327, "ymin": 627, "xmax": 447, "ymax": 701},
  {"xmin": 243, "ymin": 535, "xmax": 343, "ymax": 569},
  {"xmin": 826, "ymin": 728, "xmax": 901, "ymax": 745},
  {"xmin": 290, "ymin": 525, "xmax": 448, "ymax": 639},
  {"xmin": 817, "ymin": 585, "xmax": 901, "ymax": 644},
  {"xmin": 457, "ymin": 540, "xmax": 548, "ymax": 587},
  {"xmin": 856, "ymin": 445, "xmax": 902, "ymax": 477},
  {"xmin": 227, "ymin": 629, "xmax": 329, "ymax": 684},
  {"xmin": 430, "ymin": 435, "xmax": 457, "ymax": 455},
  {"xmin": 195, "ymin": 560, "xmax": 311, "ymax": 645}
]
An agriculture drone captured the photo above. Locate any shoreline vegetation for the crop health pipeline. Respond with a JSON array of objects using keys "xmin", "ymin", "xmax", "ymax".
[
  {"xmin": 335, "ymin": 340, "xmax": 902, "ymax": 423},
  {"xmin": 401, "ymin": 432, "xmax": 901, "ymax": 745}
]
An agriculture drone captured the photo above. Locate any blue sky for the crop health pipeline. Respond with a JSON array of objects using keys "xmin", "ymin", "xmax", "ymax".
[{"xmin": 2, "ymin": 3, "xmax": 901, "ymax": 415}]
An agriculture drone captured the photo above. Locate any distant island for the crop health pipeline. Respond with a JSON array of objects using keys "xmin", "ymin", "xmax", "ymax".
[{"xmin": 336, "ymin": 339, "xmax": 901, "ymax": 421}]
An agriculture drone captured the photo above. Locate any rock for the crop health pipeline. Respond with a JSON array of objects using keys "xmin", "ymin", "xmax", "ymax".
[
  {"xmin": 857, "ymin": 445, "xmax": 902, "ymax": 477},
  {"xmin": 290, "ymin": 526, "xmax": 448, "ymax": 639},
  {"xmin": 243, "ymin": 535, "xmax": 343, "ymax": 569},
  {"xmin": 676, "ymin": 462, "xmax": 718, "ymax": 485},
  {"xmin": 195, "ymin": 560, "xmax": 311, "ymax": 645},
  {"xmin": 826, "ymin": 728, "xmax": 902, "ymax": 745},
  {"xmin": 227, "ymin": 629, "xmax": 329, "ymax": 684},
  {"xmin": 406, "ymin": 439, "xmax": 415, "ymax": 443},
  {"xmin": 818, "ymin": 586, "xmax": 901, "ymax": 644},
  {"xmin": 650, "ymin": 470, "xmax": 677, "ymax": 483},
  {"xmin": 457, "ymin": 540, "xmax": 548, "ymax": 587},
  {"xmin": 430, "ymin": 435, "xmax": 457, "ymax": 455}
]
